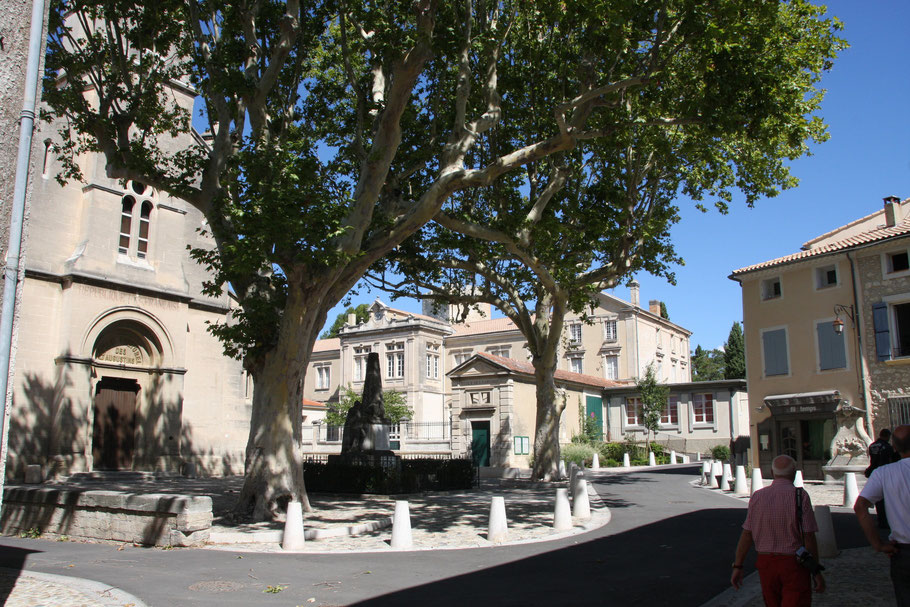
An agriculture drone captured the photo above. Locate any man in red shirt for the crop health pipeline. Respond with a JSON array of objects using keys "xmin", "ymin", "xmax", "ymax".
[{"xmin": 730, "ymin": 454, "xmax": 825, "ymax": 606}]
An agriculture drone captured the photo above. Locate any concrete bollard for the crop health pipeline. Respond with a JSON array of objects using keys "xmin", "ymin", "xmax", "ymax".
[
  {"xmin": 709, "ymin": 461, "xmax": 721, "ymax": 489},
  {"xmin": 553, "ymin": 488, "xmax": 572, "ymax": 531},
  {"xmin": 592, "ymin": 452, "xmax": 600, "ymax": 470},
  {"xmin": 733, "ymin": 465, "xmax": 749, "ymax": 497},
  {"xmin": 720, "ymin": 464, "xmax": 731, "ymax": 491},
  {"xmin": 697, "ymin": 452, "xmax": 702, "ymax": 461},
  {"xmin": 569, "ymin": 463, "xmax": 580, "ymax": 493},
  {"xmin": 723, "ymin": 462, "xmax": 734, "ymax": 481},
  {"xmin": 622, "ymin": 452, "xmax": 631, "ymax": 468},
  {"xmin": 751, "ymin": 467, "xmax": 764, "ymax": 496},
  {"xmin": 572, "ymin": 478, "xmax": 591, "ymax": 519},
  {"xmin": 390, "ymin": 500, "xmax": 413, "ymax": 549},
  {"xmin": 794, "ymin": 470, "xmax": 804, "ymax": 488},
  {"xmin": 24, "ymin": 465, "xmax": 42, "ymax": 484},
  {"xmin": 701, "ymin": 461, "xmax": 710, "ymax": 485},
  {"xmin": 648, "ymin": 452, "xmax": 656, "ymax": 466},
  {"xmin": 558, "ymin": 459, "xmax": 568, "ymax": 480},
  {"xmin": 683, "ymin": 455, "xmax": 690, "ymax": 464},
  {"xmin": 670, "ymin": 450, "xmax": 677, "ymax": 464},
  {"xmin": 843, "ymin": 473, "xmax": 859, "ymax": 508},
  {"xmin": 282, "ymin": 501, "xmax": 305, "ymax": 550},
  {"xmin": 488, "ymin": 496, "xmax": 509, "ymax": 543},
  {"xmin": 814, "ymin": 505, "xmax": 838, "ymax": 558}
]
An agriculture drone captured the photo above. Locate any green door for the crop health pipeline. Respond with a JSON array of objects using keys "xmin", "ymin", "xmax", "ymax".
[
  {"xmin": 586, "ymin": 395, "xmax": 603, "ymax": 441},
  {"xmin": 471, "ymin": 421, "xmax": 491, "ymax": 467}
]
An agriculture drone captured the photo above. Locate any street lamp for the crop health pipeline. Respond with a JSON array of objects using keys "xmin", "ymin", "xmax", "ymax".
[{"xmin": 833, "ymin": 304, "xmax": 854, "ymax": 335}]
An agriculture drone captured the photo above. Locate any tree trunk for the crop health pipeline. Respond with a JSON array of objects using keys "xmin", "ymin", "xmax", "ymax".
[
  {"xmin": 235, "ymin": 287, "xmax": 321, "ymax": 521},
  {"xmin": 530, "ymin": 357, "xmax": 564, "ymax": 481}
]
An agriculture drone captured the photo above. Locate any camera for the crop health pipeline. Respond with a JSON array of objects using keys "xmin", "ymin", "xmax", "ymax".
[{"xmin": 795, "ymin": 547, "xmax": 824, "ymax": 575}]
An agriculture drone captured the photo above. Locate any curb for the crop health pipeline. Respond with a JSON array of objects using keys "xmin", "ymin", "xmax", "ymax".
[{"xmin": 0, "ymin": 567, "xmax": 149, "ymax": 607}]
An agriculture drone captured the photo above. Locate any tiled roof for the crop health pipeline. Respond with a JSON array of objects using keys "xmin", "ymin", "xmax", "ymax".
[
  {"xmin": 451, "ymin": 317, "xmax": 519, "ymax": 336},
  {"xmin": 473, "ymin": 352, "xmax": 630, "ymax": 389},
  {"xmin": 731, "ymin": 215, "xmax": 910, "ymax": 277},
  {"xmin": 302, "ymin": 399, "xmax": 327, "ymax": 409},
  {"xmin": 313, "ymin": 338, "xmax": 340, "ymax": 352}
]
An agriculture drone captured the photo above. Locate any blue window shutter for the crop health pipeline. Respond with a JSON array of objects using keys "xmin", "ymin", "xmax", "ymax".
[
  {"xmin": 817, "ymin": 321, "xmax": 846, "ymax": 370},
  {"xmin": 762, "ymin": 329, "xmax": 788, "ymax": 376},
  {"xmin": 873, "ymin": 303, "xmax": 892, "ymax": 361}
]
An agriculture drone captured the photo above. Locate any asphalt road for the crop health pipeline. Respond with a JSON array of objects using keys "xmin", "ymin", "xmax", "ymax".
[{"xmin": 0, "ymin": 466, "xmax": 868, "ymax": 606}]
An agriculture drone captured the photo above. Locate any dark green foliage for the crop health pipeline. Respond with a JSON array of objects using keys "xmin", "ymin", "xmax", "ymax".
[
  {"xmin": 303, "ymin": 458, "xmax": 475, "ymax": 494},
  {"xmin": 711, "ymin": 444, "xmax": 732, "ymax": 461},
  {"xmin": 692, "ymin": 345, "xmax": 726, "ymax": 381},
  {"xmin": 724, "ymin": 322, "xmax": 746, "ymax": 380},
  {"xmin": 325, "ymin": 385, "xmax": 413, "ymax": 426},
  {"xmin": 637, "ymin": 365, "xmax": 669, "ymax": 450},
  {"xmin": 660, "ymin": 302, "xmax": 670, "ymax": 321}
]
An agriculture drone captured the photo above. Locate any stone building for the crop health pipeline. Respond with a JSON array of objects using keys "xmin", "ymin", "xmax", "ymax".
[
  {"xmin": 6, "ymin": 78, "xmax": 250, "ymax": 480},
  {"xmin": 730, "ymin": 196, "xmax": 910, "ymax": 480}
]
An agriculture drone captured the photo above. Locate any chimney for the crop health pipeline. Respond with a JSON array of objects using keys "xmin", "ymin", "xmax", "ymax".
[
  {"xmin": 649, "ymin": 300, "xmax": 661, "ymax": 315},
  {"xmin": 347, "ymin": 313, "xmax": 357, "ymax": 326},
  {"xmin": 884, "ymin": 195, "xmax": 903, "ymax": 227},
  {"xmin": 629, "ymin": 280, "xmax": 640, "ymax": 308}
]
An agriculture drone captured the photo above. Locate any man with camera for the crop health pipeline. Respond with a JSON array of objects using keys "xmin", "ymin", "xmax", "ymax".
[
  {"xmin": 854, "ymin": 424, "xmax": 910, "ymax": 607},
  {"xmin": 730, "ymin": 454, "xmax": 825, "ymax": 606}
]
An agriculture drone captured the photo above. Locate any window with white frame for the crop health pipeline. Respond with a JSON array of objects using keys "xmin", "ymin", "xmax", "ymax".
[
  {"xmin": 692, "ymin": 393, "xmax": 715, "ymax": 425},
  {"xmin": 569, "ymin": 322, "xmax": 582, "ymax": 344},
  {"xmin": 815, "ymin": 264, "xmax": 838, "ymax": 289},
  {"xmin": 761, "ymin": 276, "xmax": 782, "ymax": 300},
  {"xmin": 661, "ymin": 395, "xmax": 679, "ymax": 426},
  {"xmin": 426, "ymin": 343, "xmax": 440, "ymax": 379},
  {"xmin": 315, "ymin": 365, "xmax": 330, "ymax": 390},
  {"xmin": 625, "ymin": 397, "xmax": 642, "ymax": 426},
  {"xmin": 513, "ymin": 436, "xmax": 530, "ymax": 455},
  {"xmin": 604, "ymin": 354, "xmax": 619, "ymax": 380},
  {"xmin": 603, "ymin": 319, "xmax": 618, "ymax": 342},
  {"xmin": 353, "ymin": 346, "xmax": 371, "ymax": 381},
  {"xmin": 487, "ymin": 345, "xmax": 511, "ymax": 359},
  {"xmin": 117, "ymin": 181, "xmax": 155, "ymax": 260},
  {"xmin": 762, "ymin": 327, "xmax": 789, "ymax": 376},
  {"xmin": 386, "ymin": 342, "xmax": 405, "ymax": 378},
  {"xmin": 569, "ymin": 356, "xmax": 583, "ymax": 374}
]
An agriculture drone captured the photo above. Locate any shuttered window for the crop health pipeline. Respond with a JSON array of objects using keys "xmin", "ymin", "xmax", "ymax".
[
  {"xmin": 817, "ymin": 321, "xmax": 847, "ymax": 370},
  {"xmin": 873, "ymin": 303, "xmax": 892, "ymax": 361},
  {"xmin": 762, "ymin": 328, "xmax": 789, "ymax": 376}
]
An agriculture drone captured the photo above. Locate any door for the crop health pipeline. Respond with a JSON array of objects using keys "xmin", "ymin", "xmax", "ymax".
[
  {"xmin": 586, "ymin": 395, "xmax": 603, "ymax": 441},
  {"xmin": 471, "ymin": 421, "xmax": 491, "ymax": 467},
  {"xmin": 92, "ymin": 377, "xmax": 139, "ymax": 470}
]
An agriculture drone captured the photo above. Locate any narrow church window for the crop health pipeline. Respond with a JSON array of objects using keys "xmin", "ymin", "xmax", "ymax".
[
  {"xmin": 137, "ymin": 202, "xmax": 152, "ymax": 259},
  {"xmin": 119, "ymin": 196, "xmax": 134, "ymax": 254}
]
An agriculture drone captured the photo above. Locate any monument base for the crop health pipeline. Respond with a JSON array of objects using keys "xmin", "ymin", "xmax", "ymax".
[{"xmin": 327, "ymin": 451, "xmax": 401, "ymax": 471}]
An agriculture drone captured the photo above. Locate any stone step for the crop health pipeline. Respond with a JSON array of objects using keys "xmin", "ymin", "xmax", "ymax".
[{"xmin": 66, "ymin": 470, "xmax": 180, "ymax": 482}]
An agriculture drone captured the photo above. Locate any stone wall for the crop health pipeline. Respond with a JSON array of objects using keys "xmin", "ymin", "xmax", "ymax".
[{"xmin": 0, "ymin": 486, "xmax": 212, "ymax": 546}]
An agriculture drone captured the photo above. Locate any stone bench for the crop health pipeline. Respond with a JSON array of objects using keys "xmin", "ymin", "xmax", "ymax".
[{"xmin": 1, "ymin": 486, "xmax": 212, "ymax": 547}]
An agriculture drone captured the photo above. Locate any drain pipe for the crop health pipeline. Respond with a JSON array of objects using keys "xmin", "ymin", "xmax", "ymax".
[{"xmin": 0, "ymin": 0, "xmax": 47, "ymax": 506}]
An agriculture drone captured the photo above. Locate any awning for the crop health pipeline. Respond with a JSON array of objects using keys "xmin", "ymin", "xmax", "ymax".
[{"xmin": 764, "ymin": 390, "xmax": 841, "ymax": 417}]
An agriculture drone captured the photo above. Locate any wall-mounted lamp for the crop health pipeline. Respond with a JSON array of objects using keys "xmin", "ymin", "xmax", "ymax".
[{"xmin": 832, "ymin": 304, "xmax": 855, "ymax": 335}]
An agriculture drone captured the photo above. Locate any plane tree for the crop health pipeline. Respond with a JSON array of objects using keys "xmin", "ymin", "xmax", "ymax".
[{"xmin": 43, "ymin": 0, "xmax": 843, "ymax": 515}]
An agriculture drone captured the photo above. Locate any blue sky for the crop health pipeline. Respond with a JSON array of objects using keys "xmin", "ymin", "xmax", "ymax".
[{"xmin": 321, "ymin": 1, "xmax": 910, "ymax": 350}]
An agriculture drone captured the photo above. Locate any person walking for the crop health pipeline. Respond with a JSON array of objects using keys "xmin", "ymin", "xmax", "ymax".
[
  {"xmin": 865, "ymin": 428, "xmax": 899, "ymax": 529},
  {"xmin": 854, "ymin": 424, "xmax": 910, "ymax": 607},
  {"xmin": 730, "ymin": 454, "xmax": 825, "ymax": 606}
]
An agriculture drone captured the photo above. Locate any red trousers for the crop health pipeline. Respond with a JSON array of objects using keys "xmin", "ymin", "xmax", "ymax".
[{"xmin": 756, "ymin": 554, "xmax": 812, "ymax": 607}]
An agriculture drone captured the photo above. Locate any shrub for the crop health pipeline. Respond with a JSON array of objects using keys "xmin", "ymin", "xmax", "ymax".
[
  {"xmin": 304, "ymin": 457, "xmax": 474, "ymax": 494},
  {"xmin": 711, "ymin": 444, "xmax": 731, "ymax": 461},
  {"xmin": 599, "ymin": 442, "xmax": 626, "ymax": 461},
  {"xmin": 562, "ymin": 443, "xmax": 595, "ymax": 468}
]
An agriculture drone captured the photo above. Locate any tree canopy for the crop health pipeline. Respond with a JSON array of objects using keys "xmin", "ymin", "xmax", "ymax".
[
  {"xmin": 44, "ymin": 0, "xmax": 843, "ymax": 517},
  {"xmin": 692, "ymin": 344, "xmax": 725, "ymax": 381},
  {"xmin": 321, "ymin": 304, "xmax": 370, "ymax": 339},
  {"xmin": 724, "ymin": 321, "xmax": 746, "ymax": 379}
]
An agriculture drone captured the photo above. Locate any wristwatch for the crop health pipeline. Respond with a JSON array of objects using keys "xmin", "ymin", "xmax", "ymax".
[{"xmin": 732, "ymin": 563, "xmax": 744, "ymax": 569}]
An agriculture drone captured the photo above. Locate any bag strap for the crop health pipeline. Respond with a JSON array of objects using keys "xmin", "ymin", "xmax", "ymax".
[{"xmin": 795, "ymin": 487, "xmax": 805, "ymax": 541}]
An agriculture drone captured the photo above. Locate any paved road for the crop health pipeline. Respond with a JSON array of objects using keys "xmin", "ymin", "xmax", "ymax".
[{"xmin": 0, "ymin": 466, "xmax": 867, "ymax": 606}]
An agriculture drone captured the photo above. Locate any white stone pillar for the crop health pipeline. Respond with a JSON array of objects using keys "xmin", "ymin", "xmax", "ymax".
[
  {"xmin": 591, "ymin": 452, "xmax": 600, "ymax": 470},
  {"xmin": 572, "ymin": 478, "xmax": 591, "ymax": 519},
  {"xmin": 558, "ymin": 459, "xmax": 567, "ymax": 479},
  {"xmin": 751, "ymin": 467, "xmax": 764, "ymax": 496},
  {"xmin": 843, "ymin": 473, "xmax": 859, "ymax": 508},
  {"xmin": 794, "ymin": 470, "xmax": 804, "ymax": 488},
  {"xmin": 670, "ymin": 450, "xmax": 677, "ymax": 464},
  {"xmin": 488, "ymin": 496, "xmax": 508, "ymax": 543},
  {"xmin": 622, "ymin": 452, "xmax": 631, "ymax": 468},
  {"xmin": 390, "ymin": 500, "xmax": 413, "ymax": 549},
  {"xmin": 648, "ymin": 452, "xmax": 656, "ymax": 466},
  {"xmin": 733, "ymin": 465, "xmax": 749, "ymax": 497},
  {"xmin": 553, "ymin": 488, "xmax": 572, "ymax": 531},
  {"xmin": 709, "ymin": 461, "xmax": 721, "ymax": 489},
  {"xmin": 282, "ymin": 501, "xmax": 305, "ymax": 550}
]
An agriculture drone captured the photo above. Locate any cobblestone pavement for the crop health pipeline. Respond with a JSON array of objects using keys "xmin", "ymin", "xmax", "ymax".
[{"xmin": 0, "ymin": 567, "xmax": 146, "ymax": 607}]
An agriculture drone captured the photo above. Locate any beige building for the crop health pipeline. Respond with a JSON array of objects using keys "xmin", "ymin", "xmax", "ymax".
[
  {"xmin": 304, "ymin": 284, "xmax": 693, "ymax": 468},
  {"xmin": 7, "ymin": 81, "xmax": 250, "ymax": 480},
  {"xmin": 730, "ymin": 196, "xmax": 910, "ymax": 480}
]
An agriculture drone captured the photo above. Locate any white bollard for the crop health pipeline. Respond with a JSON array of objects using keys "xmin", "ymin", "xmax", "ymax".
[
  {"xmin": 814, "ymin": 505, "xmax": 838, "ymax": 558},
  {"xmin": 683, "ymin": 455, "xmax": 690, "ymax": 464},
  {"xmin": 794, "ymin": 470, "xmax": 804, "ymax": 488},
  {"xmin": 670, "ymin": 450, "xmax": 677, "ymax": 464},
  {"xmin": 622, "ymin": 452, "xmax": 631, "ymax": 468},
  {"xmin": 569, "ymin": 463, "xmax": 580, "ymax": 493},
  {"xmin": 282, "ymin": 501, "xmax": 305, "ymax": 550},
  {"xmin": 733, "ymin": 465, "xmax": 749, "ymax": 497},
  {"xmin": 488, "ymin": 496, "xmax": 509, "ymax": 543},
  {"xmin": 572, "ymin": 478, "xmax": 592, "ymax": 519},
  {"xmin": 843, "ymin": 473, "xmax": 859, "ymax": 508},
  {"xmin": 697, "ymin": 452, "xmax": 702, "ymax": 461},
  {"xmin": 648, "ymin": 452, "xmax": 656, "ymax": 466},
  {"xmin": 701, "ymin": 461, "xmax": 710, "ymax": 485},
  {"xmin": 723, "ymin": 462, "xmax": 734, "ymax": 481},
  {"xmin": 751, "ymin": 467, "xmax": 764, "ymax": 496},
  {"xmin": 720, "ymin": 464, "xmax": 731, "ymax": 491},
  {"xmin": 553, "ymin": 487, "xmax": 572, "ymax": 531},
  {"xmin": 390, "ymin": 500, "xmax": 413, "ymax": 549},
  {"xmin": 709, "ymin": 461, "xmax": 721, "ymax": 489},
  {"xmin": 558, "ymin": 459, "xmax": 568, "ymax": 480},
  {"xmin": 592, "ymin": 452, "xmax": 600, "ymax": 470}
]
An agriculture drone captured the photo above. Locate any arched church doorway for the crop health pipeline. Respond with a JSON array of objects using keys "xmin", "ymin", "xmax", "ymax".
[{"xmin": 92, "ymin": 376, "xmax": 139, "ymax": 470}]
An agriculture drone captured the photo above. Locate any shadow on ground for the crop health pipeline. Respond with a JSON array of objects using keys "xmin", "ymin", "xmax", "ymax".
[{"xmin": 0, "ymin": 545, "xmax": 40, "ymax": 605}]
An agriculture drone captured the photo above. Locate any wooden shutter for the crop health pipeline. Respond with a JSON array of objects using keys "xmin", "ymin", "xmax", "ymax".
[
  {"xmin": 762, "ymin": 329, "xmax": 789, "ymax": 376},
  {"xmin": 817, "ymin": 321, "xmax": 846, "ymax": 370},
  {"xmin": 872, "ymin": 303, "xmax": 892, "ymax": 361}
]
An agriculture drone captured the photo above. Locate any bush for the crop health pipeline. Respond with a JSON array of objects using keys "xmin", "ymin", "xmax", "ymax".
[
  {"xmin": 562, "ymin": 443, "xmax": 596, "ymax": 468},
  {"xmin": 711, "ymin": 444, "xmax": 731, "ymax": 461},
  {"xmin": 598, "ymin": 442, "xmax": 626, "ymax": 461},
  {"xmin": 304, "ymin": 457, "xmax": 475, "ymax": 494}
]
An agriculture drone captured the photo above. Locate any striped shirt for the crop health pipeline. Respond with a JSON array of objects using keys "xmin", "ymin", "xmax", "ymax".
[{"xmin": 743, "ymin": 478, "xmax": 818, "ymax": 554}]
